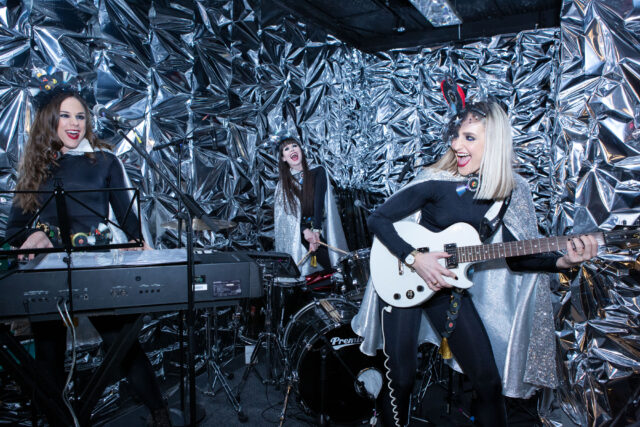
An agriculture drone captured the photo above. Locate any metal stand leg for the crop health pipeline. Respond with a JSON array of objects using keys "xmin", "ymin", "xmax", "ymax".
[
  {"xmin": 318, "ymin": 346, "xmax": 329, "ymax": 426},
  {"xmin": 203, "ymin": 308, "xmax": 247, "ymax": 422},
  {"xmin": 235, "ymin": 274, "xmax": 287, "ymax": 400},
  {"xmin": 278, "ymin": 380, "xmax": 294, "ymax": 427}
]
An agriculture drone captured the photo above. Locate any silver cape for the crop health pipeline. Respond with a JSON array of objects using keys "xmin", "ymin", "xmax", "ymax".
[
  {"xmin": 274, "ymin": 167, "xmax": 349, "ymax": 275},
  {"xmin": 351, "ymin": 167, "xmax": 558, "ymax": 398}
]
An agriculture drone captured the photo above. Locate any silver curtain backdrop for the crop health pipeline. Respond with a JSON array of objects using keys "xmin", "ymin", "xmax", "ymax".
[{"xmin": 0, "ymin": 0, "xmax": 638, "ymax": 425}]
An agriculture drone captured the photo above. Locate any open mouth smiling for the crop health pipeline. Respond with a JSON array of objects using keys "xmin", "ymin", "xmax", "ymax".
[{"xmin": 65, "ymin": 130, "xmax": 80, "ymax": 140}]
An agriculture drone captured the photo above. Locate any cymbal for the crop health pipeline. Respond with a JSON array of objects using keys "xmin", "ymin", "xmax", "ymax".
[{"xmin": 161, "ymin": 217, "xmax": 236, "ymax": 231}]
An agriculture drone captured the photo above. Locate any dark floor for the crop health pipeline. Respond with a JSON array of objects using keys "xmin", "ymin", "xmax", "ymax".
[
  {"xmin": 97, "ymin": 345, "xmax": 541, "ymax": 427},
  {"xmin": 1, "ymin": 317, "xmax": 542, "ymax": 427}
]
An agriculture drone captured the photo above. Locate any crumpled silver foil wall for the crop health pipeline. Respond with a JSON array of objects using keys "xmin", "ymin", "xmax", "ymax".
[
  {"xmin": 0, "ymin": 0, "xmax": 638, "ymax": 425},
  {"xmin": 548, "ymin": 1, "xmax": 640, "ymax": 426}
]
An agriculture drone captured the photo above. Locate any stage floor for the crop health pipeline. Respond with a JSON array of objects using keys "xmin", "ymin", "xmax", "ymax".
[{"xmin": 98, "ymin": 346, "xmax": 541, "ymax": 427}]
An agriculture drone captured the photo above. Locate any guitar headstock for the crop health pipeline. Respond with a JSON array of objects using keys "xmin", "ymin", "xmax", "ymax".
[{"xmin": 603, "ymin": 227, "xmax": 640, "ymax": 249}]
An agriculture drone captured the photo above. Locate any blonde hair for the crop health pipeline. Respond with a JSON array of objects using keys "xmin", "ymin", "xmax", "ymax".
[{"xmin": 433, "ymin": 102, "xmax": 515, "ymax": 200}]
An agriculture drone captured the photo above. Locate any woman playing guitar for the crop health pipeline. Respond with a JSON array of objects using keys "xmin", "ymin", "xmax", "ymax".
[{"xmin": 352, "ymin": 101, "xmax": 598, "ymax": 427}]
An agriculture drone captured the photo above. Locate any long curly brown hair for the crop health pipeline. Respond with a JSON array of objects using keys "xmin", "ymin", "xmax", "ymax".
[
  {"xmin": 277, "ymin": 138, "xmax": 315, "ymax": 217},
  {"xmin": 15, "ymin": 92, "xmax": 110, "ymax": 213}
]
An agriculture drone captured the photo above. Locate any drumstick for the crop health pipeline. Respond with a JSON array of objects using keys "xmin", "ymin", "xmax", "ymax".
[
  {"xmin": 317, "ymin": 241, "xmax": 349, "ymax": 255},
  {"xmin": 297, "ymin": 249, "xmax": 313, "ymax": 267}
]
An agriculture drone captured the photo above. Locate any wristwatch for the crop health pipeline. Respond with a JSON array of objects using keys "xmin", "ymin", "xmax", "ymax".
[{"xmin": 404, "ymin": 250, "xmax": 419, "ymax": 267}]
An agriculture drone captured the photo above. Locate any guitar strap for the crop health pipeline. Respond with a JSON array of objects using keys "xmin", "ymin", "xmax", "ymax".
[
  {"xmin": 440, "ymin": 194, "xmax": 511, "ymax": 357},
  {"xmin": 478, "ymin": 195, "xmax": 511, "ymax": 242}
]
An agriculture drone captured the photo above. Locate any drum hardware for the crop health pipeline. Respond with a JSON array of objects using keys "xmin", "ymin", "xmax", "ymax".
[
  {"xmin": 410, "ymin": 343, "xmax": 469, "ymax": 425},
  {"xmin": 278, "ymin": 381, "xmax": 294, "ymax": 427},
  {"xmin": 234, "ymin": 273, "xmax": 288, "ymax": 400},
  {"xmin": 201, "ymin": 307, "xmax": 247, "ymax": 422},
  {"xmin": 319, "ymin": 345, "xmax": 329, "ymax": 426},
  {"xmin": 414, "ymin": 343, "xmax": 448, "ymax": 406}
]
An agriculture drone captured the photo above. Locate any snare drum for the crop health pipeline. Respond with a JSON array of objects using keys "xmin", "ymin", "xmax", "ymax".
[
  {"xmin": 273, "ymin": 277, "xmax": 306, "ymax": 288},
  {"xmin": 283, "ymin": 296, "xmax": 384, "ymax": 423}
]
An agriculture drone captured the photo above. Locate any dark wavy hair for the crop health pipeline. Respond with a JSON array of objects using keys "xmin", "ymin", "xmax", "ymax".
[
  {"xmin": 277, "ymin": 137, "xmax": 315, "ymax": 217},
  {"xmin": 15, "ymin": 92, "xmax": 110, "ymax": 212}
]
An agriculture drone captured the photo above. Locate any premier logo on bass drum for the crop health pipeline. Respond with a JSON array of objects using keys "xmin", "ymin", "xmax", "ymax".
[{"xmin": 330, "ymin": 335, "xmax": 364, "ymax": 350}]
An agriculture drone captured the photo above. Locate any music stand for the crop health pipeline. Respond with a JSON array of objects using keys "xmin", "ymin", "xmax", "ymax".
[{"xmin": 0, "ymin": 185, "xmax": 144, "ymax": 426}]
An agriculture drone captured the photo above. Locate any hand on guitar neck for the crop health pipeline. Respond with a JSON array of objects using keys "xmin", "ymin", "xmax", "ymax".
[
  {"xmin": 556, "ymin": 235, "xmax": 599, "ymax": 269},
  {"xmin": 412, "ymin": 234, "xmax": 597, "ymax": 294},
  {"xmin": 417, "ymin": 234, "xmax": 599, "ymax": 283}
]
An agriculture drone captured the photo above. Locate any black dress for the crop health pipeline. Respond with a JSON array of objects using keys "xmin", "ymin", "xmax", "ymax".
[{"xmin": 6, "ymin": 151, "xmax": 163, "ymax": 426}]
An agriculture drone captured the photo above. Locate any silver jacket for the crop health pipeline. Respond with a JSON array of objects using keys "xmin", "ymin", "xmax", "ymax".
[
  {"xmin": 351, "ymin": 168, "xmax": 558, "ymax": 398},
  {"xmin": 274, "ymin": 167, "xmax": 349, "ymax": 276}
]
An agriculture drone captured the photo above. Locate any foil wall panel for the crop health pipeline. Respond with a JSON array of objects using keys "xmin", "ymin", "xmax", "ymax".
[
  {"xmin": 549, "ymin": 1, "xmax": 640, "ymax": 425},
  {"xmin": 0, "ymin": 0, "xmax": 638, "ymax": 424}
]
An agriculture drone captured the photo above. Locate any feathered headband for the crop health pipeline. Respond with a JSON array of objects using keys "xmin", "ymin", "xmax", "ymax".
[{"xmin": 440, "ymin": 75, "xmax": 503, "ymax": 142}]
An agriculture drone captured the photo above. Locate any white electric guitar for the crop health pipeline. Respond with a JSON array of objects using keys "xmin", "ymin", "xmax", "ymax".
[{"xmin": 370, "ymin": 221, "xmax": 640, "ymax": 308}]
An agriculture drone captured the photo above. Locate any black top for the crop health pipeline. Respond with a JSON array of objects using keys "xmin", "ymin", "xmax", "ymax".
[
  {"xmin": 367, "ymin": 179, "xmax": 561, "ymax": 273},
  {"xmin": 301, "ymin": 166, "xmax": 327, "ymax": 230},
  {"xmin": 6, "ymin": 151, "xmax": 140, "ymax": 248}
]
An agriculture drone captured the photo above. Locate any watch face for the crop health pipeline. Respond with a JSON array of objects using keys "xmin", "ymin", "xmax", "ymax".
[{"xmin": 405, "ymin": 254, "xmax": 415, "ymax": 265}]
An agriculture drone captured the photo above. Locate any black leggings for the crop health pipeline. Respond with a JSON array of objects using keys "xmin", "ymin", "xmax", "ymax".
[
  {"xmin": 379, "ymin": 291, "xmax": 506, "ymax": 427},
  {"xmin": 31, "ymin": 315, "xmax": 164, "ymax": 425}
]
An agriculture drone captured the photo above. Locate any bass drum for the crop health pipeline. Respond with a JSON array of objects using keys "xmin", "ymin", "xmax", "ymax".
[{"xmin": 283, "ymin": 297, "xmax": 384, "ymax": 423}]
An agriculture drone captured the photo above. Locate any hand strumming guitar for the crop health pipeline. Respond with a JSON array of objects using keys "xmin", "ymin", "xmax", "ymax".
[{"xmin": 412, "ymin": 251, "xmax": 456, "ymax": 293}]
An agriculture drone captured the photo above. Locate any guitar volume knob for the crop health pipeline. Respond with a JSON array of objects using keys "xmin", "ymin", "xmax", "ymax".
[{"xmin": 406, "ymin": 290, "xmax": 414, "ymax": 299}]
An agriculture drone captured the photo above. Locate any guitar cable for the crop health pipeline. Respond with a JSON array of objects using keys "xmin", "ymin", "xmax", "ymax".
[{"xmin": 57, "ymin": 299, "xmax": 80, "ymax": 427}]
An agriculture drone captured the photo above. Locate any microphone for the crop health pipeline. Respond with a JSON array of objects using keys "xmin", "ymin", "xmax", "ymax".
[{"xmin": 93, "ymin": 104, "xmax": 130, "ymax": 126}]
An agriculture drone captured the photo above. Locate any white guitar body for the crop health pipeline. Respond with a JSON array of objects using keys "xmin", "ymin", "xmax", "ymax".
[
  {"xmin": 370, "ymin": 221, "xmax": 480, "ymax": 308},
  {"xmin": 370, "ymin": 221, "xmax": 636, "ymax": 308}
]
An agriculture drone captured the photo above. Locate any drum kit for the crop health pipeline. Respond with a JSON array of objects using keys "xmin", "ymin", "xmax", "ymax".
[
  {"xmin": 230, "ymin": 247, "xmax": 384, "ymax": 425},
  {"xmin": 163, "ymin": 215, "xmax": 385, "ymax": 423}
]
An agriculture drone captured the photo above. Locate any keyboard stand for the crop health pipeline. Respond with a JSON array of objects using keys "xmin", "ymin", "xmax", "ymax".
[{"xmin": 0, "ymin": 314, "xmax": 144, "ymax": 426}]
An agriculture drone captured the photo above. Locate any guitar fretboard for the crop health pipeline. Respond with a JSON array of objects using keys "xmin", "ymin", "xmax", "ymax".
[{"xmin": 456, "ymin": 232, "xmax": 605, "ymax": 263}]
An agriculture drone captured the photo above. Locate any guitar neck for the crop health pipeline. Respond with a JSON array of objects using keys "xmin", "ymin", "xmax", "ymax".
[{"xmin": 457, "ymin": 232, "xmax": 605, "ymax": 263}]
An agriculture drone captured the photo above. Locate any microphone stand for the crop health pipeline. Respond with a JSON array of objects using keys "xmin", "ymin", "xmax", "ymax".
[
  {"xmin": 53, "ymin": 179, "xmax": 75, "ymax": 316},
  {"xmin": 153, "ymin": 134, "xmax": 188, "ymax": 413},
  {"xmin": 110, "ymin": 125, "xmax": 218, "ymax": 426}
]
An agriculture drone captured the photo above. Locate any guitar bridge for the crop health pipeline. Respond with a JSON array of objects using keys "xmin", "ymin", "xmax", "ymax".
[{"xmin": 444, "ymin": 243, "xmax": 458, "ymax": 268}]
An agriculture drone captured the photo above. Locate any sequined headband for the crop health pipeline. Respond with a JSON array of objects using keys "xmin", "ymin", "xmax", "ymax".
[{"xmin": 31, "ymin": 69, "xmax": 80, "ymax": 112}]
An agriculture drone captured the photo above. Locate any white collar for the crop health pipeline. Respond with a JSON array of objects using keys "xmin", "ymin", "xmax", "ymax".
[{"xmin": 63, "ymin": 138, "xmax": 94, "ymax": 156}]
